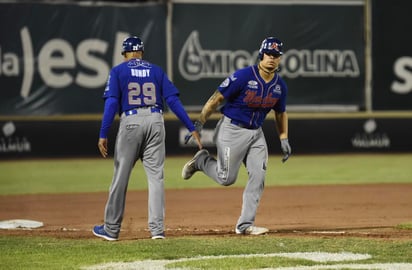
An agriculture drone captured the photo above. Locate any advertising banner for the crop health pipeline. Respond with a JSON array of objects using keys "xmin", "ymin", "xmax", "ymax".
[
  {"xmin": 1, "ymin": 116, "xmax": 411, "ymax": 158},
  {"xmin": 372, "ymin": 0, "xmax": 412, "ymax": 110},
  {"xmin": 172, "ymin": 2, "xmax": 365, "ymax": 111},
  {"xmin": 0, "ymin": 2, "xmax": 167, "ymax": 116}
]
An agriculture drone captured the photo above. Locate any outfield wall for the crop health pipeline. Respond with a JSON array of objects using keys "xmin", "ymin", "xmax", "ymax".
[
  {"xmin": 1, "ymin": 0, "xmax": 411, "ymax": 115},
  {"xmin": 1, "ymin": 0, "xmax": 411, "ymax": 158},
  {"xmin": 1, "ymin": 114, "xmax": 411, "ymax": 158}
]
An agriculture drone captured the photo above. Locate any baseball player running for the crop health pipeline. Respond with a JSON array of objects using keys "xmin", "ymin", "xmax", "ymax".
[
  {"xmin": 93, "ymin": 36, "xmax": 202, "ymax": 240},
  {"xmin": 182, "ymin": 36, "xmax": 291, "ymax": 235}
]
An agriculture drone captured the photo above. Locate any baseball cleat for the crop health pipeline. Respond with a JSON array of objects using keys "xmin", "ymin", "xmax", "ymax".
[
  {"xmin": 235, "ymin": 226, "xmax": 269, "ymax": 235},
  {"xmin": 182, "ymin": 149, "xmax": 209, "ymax": 180},
  {"xmin": 92, "ymin": 224, "xmax": 118, "ymax": 241},
  {"xmin": 151, "ymin": 232, "xmax": 165, "ymax": 239}
]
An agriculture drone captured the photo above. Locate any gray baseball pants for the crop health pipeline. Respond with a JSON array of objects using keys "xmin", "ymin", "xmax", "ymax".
[
  {"xmin": 104, "ymin": 108, "xmax": 165, "ymax": 238},
  {"xmin": 196, "ymin": 116, "xmax": 268, "ymax": 232}
]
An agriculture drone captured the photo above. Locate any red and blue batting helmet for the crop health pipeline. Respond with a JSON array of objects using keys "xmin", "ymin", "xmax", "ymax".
[
  {"xmin": 258, "ymin": 37, "xmax": 283, "ymax": 59},
  {"xmin": 121, "ymin": 36, "xmax": 144, "ymax": 55}
]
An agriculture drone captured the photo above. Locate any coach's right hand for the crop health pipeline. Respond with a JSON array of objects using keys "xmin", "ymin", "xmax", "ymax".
[
  {"xmin": 184, "ymin": 120, "xmax": 203, "ymax": 147},
  {"xmin": 98, "ymin": 138, "xmax": 108, "ymax": 158}
]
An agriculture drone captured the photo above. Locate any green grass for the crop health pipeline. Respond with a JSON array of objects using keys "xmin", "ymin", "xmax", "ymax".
[
  {"xmin": 1, "ymin": 154, "xmax": 412, "ymax": 269},
  {"xmin": 1, "ymin": 154, "xmax": 412, "ymax": 195},
  {"xmin": 0, "ymin": 236, "xmax": 411, "ymax": 270},
  {"xmin": 397, "ymin": 222, "xmax": 412, "ymax": 230}
]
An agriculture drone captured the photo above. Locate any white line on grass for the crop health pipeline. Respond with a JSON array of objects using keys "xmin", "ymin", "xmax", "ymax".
[
  {"xmin": 83, "ymin": 252, "xmax": 388, "ymax": 270},
  {"xmin": 271, "ymin": 264, "xmax": 412, "ymax": 270}
]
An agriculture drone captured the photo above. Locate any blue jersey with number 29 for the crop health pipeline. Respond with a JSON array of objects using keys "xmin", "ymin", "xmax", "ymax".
[{"xmin": 103, "ymin": 58, "xmax": 178, "ymax": 114}]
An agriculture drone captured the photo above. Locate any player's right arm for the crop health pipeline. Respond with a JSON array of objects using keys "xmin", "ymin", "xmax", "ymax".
[
  {"xmin": 198, "ymin": 90, "xmax": 225, "ymax": 124},
  {"xmin": 97, "ymin": 97, "xmax": 119, "ymax": 158},
  {"xmin": 98, "ymin": 67, "xmax": 122, "ymax": 158},
  {"xmin": 98, "ymin": 97, "xmax": 119, "ymax": 158},
  {"xmin": 183, "ymin": 90, "xmax": 224, "ymax": 145}
]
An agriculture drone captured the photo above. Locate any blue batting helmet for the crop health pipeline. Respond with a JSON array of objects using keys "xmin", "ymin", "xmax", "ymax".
[
  {"xmin": 121, "ymin": 36, "xmax": 144, "ymax": 55},
  {"xmin": 258, "ymin": 37, "xmax": 283, "ymax": 59}
]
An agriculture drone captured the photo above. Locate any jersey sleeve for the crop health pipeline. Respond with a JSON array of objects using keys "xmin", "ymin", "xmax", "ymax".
[
  {"xmin": 217, "ymin": 69, "xmax": 246, "ymax": 99},
  {"xmin": 156, "ymin": 66, "xmax": 195, "ymax": 131},
  {"xmin": 165, "ymin": 95, "xmax": 195, "ymax": 132},
  {"xmin": 160, "ymin": 70, "xmax": 180, "ymax": 99},
  {"xmin": 273, "ymin": 78, "xmax": 288, "ymax": 112},
  {"xmin": 99, "ymin": 97, "xmax": 119, "ymax": 138},
  {"xmin": 100, "ymin": 66, "xmax": 121, "ymax": 138},
  {"xmin": 103, "ymin": 67, "xmax": 121, "ymax": 100}
]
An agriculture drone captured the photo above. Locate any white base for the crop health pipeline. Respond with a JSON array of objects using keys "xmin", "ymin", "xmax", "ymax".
[{"xmin": 0, "ymin": 219, "xmax": 43, "ymax": 229}]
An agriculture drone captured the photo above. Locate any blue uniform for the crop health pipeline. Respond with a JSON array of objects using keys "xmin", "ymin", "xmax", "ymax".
[
  {"xmin": 100, "ymin": 59, "xmax": 195, "ymax": 138},
  {"xmin": 182, "ymin": 36, "xmax": 291, "ymax": 235},
  {"xmin": 104, "ymin": 59, "xmax": 180, "ymax": 113},
  {"xmin": 219, "ymin": 65, "xmax": 287, "ymax": 129},
  {"xmin": 192, "ymin": 65, "xmax": 289, "ymax": 233}
]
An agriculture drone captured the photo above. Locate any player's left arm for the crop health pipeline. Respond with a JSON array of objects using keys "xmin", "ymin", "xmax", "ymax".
[
  {"xmin": 273, "ymin": 78, "xmax": 291, "ymax": 162},
  {"xmin": 275, "ymin": 110, "xmax": 291, "ymax": 162},
  {"xmin": 274, "ymin": 110, "xmax": 288, "ymax": 139}
]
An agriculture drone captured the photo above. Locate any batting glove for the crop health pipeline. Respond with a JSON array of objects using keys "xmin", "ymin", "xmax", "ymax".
[
  {"xmin": 184, "ymin": 120, "xmax": 203, "ymax": 144},
  {"xmin": 280, "ymin": 138, "xmax": 291, "ymax": 163}
]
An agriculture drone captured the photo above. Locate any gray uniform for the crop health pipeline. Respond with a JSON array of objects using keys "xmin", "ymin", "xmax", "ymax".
[
  {"xmin": 105, "ymin": 108, "xmax": 165, "ymax": 237},
  {"xmin": 183, "ymin": 36, "xmax": 291, "ymax": 235},
  {"xmin": 95, "ymin": 36, "xmax": 196, "ymax": 240},
  {"xmin": 196, "ymin": 116, "xmax": 268, "ymax": 232}
]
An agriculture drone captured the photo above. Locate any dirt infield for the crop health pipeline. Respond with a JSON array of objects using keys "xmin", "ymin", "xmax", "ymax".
[{"xmin": 1, "ymin": 184, "xmax": 412, "ymax": 240}]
